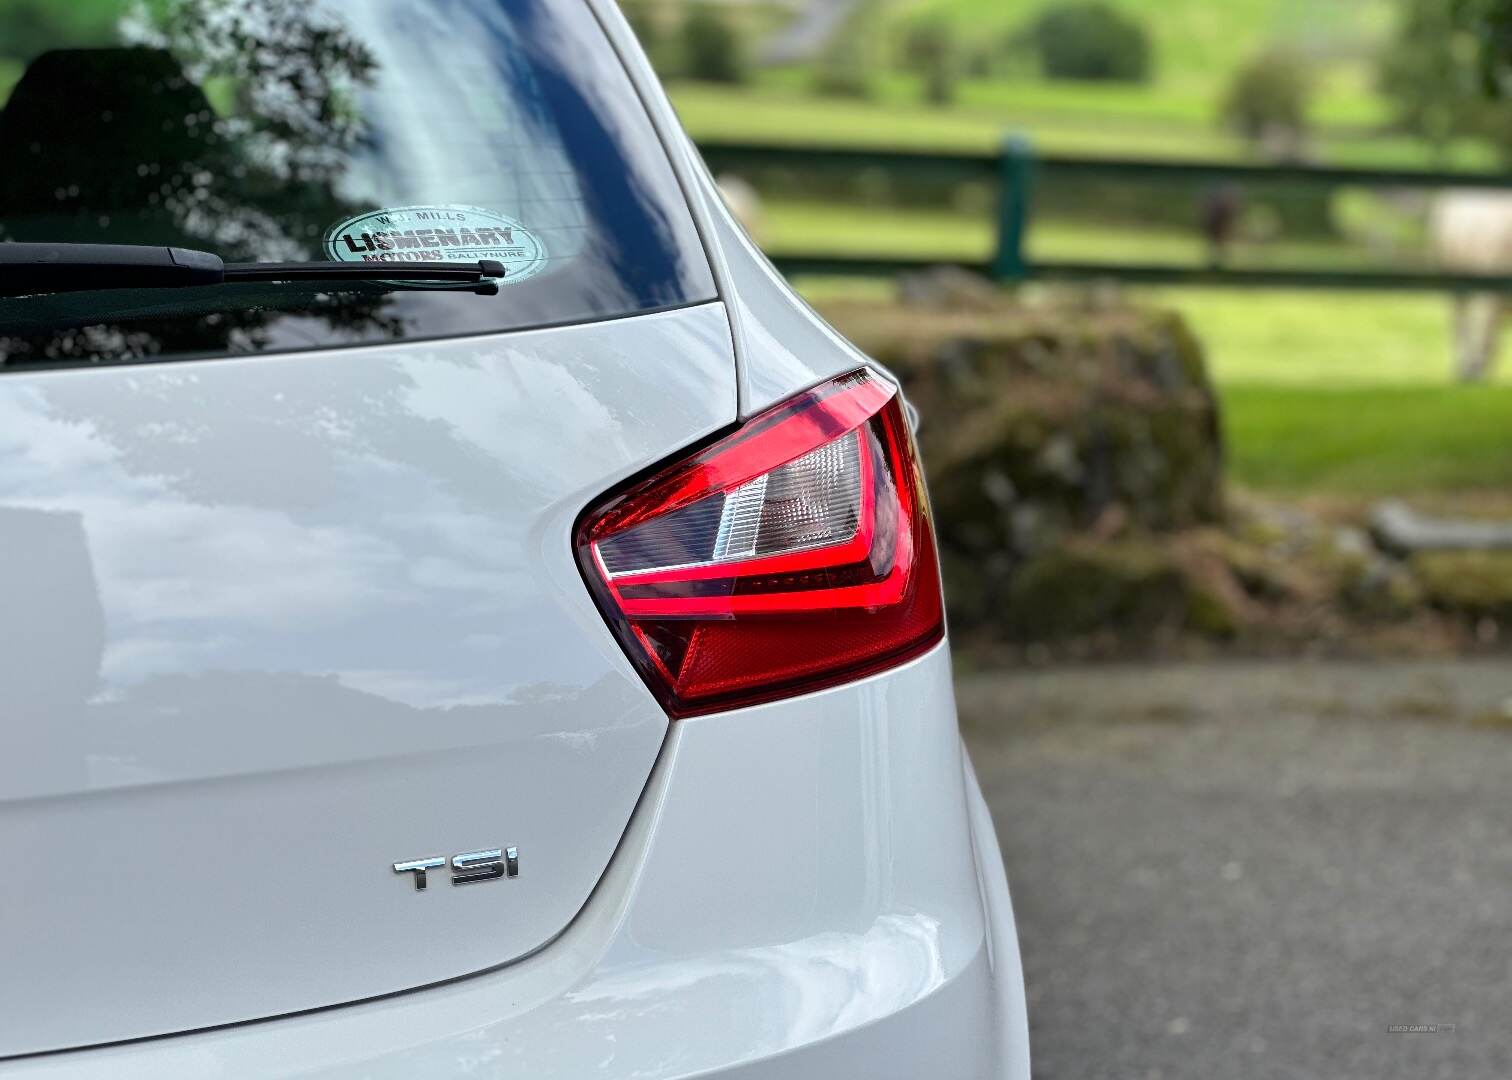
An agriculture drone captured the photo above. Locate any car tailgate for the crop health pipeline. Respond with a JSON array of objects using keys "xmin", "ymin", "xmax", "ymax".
[{"xmin": 0, "ymin": 302, "xmax": 735, "ymax": 1056}]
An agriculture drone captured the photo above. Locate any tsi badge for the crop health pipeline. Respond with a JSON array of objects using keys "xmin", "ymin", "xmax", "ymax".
[{"xmin": 394, "ymin": 847, "xmax": 519, "ymax": 891}]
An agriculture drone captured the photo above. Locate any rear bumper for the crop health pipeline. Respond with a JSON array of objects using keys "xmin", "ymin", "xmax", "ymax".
[{"xmin": 4, "ymin": 644, "xmax": 1028, "ymax": 1079}]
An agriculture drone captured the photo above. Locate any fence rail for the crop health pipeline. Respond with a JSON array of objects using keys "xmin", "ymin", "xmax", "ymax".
[{"xmin": 695, "ymin": 137, "xmax": 1512, "ymax": 292}]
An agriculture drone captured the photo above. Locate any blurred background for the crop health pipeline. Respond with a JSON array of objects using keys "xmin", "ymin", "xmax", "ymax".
[{"xmin": 621, "ymin": 0, "xmax": 1512, "ymax": 1075}]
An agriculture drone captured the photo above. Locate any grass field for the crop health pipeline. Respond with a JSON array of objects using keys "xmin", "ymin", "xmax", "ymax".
[
  {"xmin": 1127, "ymin": 289, "xmax": 1512, "ymax": 493},
  {"xmin": 673, "ymin": 81, "xmax": 1497, "ymax": 168},
  {"xmin": 1222, "ymin": 384, "xmax": 1512, "ymax": 493},
  {"xmin": 666, "ymin": 0, "xmax": 1501, "ymax": 169},
  {"xmin": 892, "ymin": 0, "xmax": 1393, "ymax": 121},
  {"xmin": 760, "ymin": 199, "xmax": 1423, "ymax": 272},
  {"xmin": 1189, "ymin": 290, "xmax": 1512, "ymax": 493},
  {"xmin": 1141, "ymin": 288, "xmax": 1512, "ymax": 387}
]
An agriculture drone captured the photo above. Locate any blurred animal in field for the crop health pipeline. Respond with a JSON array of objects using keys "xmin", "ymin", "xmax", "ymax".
[
  {"xmin": 1432, "ymin": 189, "xmax": 1512, "ymax": 382},
  {"xmin": 1200, "ymin": 184, "xmax": 1244, "ymax": 268}
]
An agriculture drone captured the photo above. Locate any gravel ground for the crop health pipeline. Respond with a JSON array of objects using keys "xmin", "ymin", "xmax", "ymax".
[{"xmin": 959, "ymin": 659, "xmax": 1512, "ymax": 1080}]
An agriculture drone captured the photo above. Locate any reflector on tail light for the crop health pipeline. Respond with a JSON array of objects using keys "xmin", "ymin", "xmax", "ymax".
[{"xmin": 576, "ymin": 368, "xmax": 944, "ymax": 717}]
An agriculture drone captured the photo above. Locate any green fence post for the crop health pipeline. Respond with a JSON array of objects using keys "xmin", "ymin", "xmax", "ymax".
[{"xmin": 993, "ymin": 134, "xmax": 1034, "ymax": 283}]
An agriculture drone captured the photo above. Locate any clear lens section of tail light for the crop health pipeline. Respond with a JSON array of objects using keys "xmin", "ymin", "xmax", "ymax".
[{"xmin": 576, "ymin": 367, "xmax": 944, "ymax": 717}]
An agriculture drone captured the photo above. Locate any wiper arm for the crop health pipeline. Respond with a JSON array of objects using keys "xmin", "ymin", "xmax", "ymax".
[{"xmin": 0, "ymin": 242, "xmax": 505, "ymax": 297}]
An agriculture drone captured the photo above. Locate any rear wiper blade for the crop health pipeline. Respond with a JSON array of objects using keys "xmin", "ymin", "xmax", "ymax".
[{"xmin": 0, "ymin": 242, "xmax": 504, "ymax": 297}]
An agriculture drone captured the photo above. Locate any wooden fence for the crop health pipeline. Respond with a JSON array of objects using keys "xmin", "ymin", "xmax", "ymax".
[{"xmin": 696, "ymin": 137, "xmax": 1512, "ymax": 291}]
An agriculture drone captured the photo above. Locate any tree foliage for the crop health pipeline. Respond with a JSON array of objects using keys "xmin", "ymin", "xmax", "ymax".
[
  {"xmin": 1457, "ymin": 0, "xmax": 1512, "ymax": 96},
  {"xmin": 813, "ymin": 30, "xmax": 875, "ymax": 99},
  {"xmin": 812, "ymin": 0, "xmax": 884, "ymax": 100},
  {"xmin": 1220, "ymin": 48, "xmax": 1310, "ymax": 154},
  {"xmin": 620, "ymin": 1, "xmax": 664, "ymax": 70},
  {"xmin": 681, "ymin": 4, "xmax": 747, "ymax": 85},
  {"xmin": 1028, "ymin": 2, "xmax": 1151, "ymax": 83},
  {"xmin": 899, "ymin": 18, "xmax": 959, "ymax": 105},
  {"xmin": 1381, "ymin": 0, "xmax": 1512, "ymax": 156}
]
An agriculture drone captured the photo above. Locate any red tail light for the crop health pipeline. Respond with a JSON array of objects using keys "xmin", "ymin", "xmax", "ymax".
[{"xmin": 576, "ymin": 368, "xmax": 944, "ymax": 717}]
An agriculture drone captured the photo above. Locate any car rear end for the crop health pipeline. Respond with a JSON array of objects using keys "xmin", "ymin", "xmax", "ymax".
[{"xmin": 0, "ymin": 1, "xmax": 1028, "ymax": 1076}]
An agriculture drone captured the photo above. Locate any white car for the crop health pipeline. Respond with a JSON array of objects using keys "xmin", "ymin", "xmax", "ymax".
[{"xmin": 0, "ymin": 1, "xmax": 1028, "ymax": 1076}]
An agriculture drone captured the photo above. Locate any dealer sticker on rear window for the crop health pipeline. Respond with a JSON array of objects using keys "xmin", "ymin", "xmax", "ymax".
[{"xmin": 324, "ymin": 205, "xmax": 547, "ymax": 283}]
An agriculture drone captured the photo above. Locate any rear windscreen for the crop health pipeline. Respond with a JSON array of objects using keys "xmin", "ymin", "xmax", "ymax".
[{"xmin": 0, "ymin": 0, "xmax": 716, "ymax": 368}]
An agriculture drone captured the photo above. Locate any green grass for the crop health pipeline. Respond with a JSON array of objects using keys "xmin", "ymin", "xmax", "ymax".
[
  {"xmin": 761, "ymin": 198, "xmax": 1430, "ymax": 275},
  {"xmin": 675, "ymin": 82, "xmax": 1015, "ymax": 153},
  {"xmin": 673, "ymin": 81, "xmax": 1496, "ymax": 169},
  {"xmin": 1154, "ymin": 288, "xmax": 1512, "ymax": 491},
  {"xmin": 764, "ymin": 199, "xmax": 995, "ymax": 258},
  {"xmin": 0, "ymin": 57, "xmax": 20, "ymax": 101},
  {"xmin": 1139, "ymin": 287, "xmax": 1507, "ymax": 386},
  {"xmin": 1222, "ymin": 384, "xmax": 1512, "ymax": 492},
  {"xmin": 956, "ymin": 74, "xmax": 1388, "ymax": 135}
]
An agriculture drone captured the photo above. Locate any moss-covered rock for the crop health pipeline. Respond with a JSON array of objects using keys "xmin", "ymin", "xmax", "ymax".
[
  {"xmin": 821, "ymin": 292, "xmax": 1477, "ymax": 656},
  {"xmin": 1328, "ymin": 532, "xmax": 1424, "ymax": 622},
  {"xmin": 997, "ymin": 535, "xmax": 1252, "ymax": 643},
  {"xmin": 1345, "ymin": 565, "xmax": 1426, "ymax": 622},
  {"xmin": 1189, "ymin": 528, "xmax": 1306, "ymax": 603},
  {"xmin": 1185, "ymin": 581, "xmax": 1244, "ymax": 639},
  {"xmin": 822, "ymin": 300, "xmax": 1225, "ymax": 571},
  {"xmin": 1169, "ymin": 534, "xmax": 1257, "ymax": 639},
  {"xmin": 1004, "ymin": 539, "xmax": 1188, "ymax": 639},
  {"xmin": 1410, "ymin": 551, "xmax": 1512, "ymax": 621},
  {"xmin": 821, "ymin": 296, "xmax": 1226, "ymax": 645}
]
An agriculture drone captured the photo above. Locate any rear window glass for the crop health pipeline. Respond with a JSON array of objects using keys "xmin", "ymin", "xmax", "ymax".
[{"xmin": 0, "ymin": 0, "xmax": 716, "ymax": 369}]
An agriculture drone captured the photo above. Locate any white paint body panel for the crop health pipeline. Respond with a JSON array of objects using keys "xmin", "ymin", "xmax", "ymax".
[
  {"xmin": 6, "ymin": 646, "xmax": 1028, "ymax": 1079},
  {"xmin": 0, "ymin": 303, "xmax": 736, "ymax": 1055},
  {"xmin": 0, "ymin": 0, "xmax": 1029, "ymax": 1072}
]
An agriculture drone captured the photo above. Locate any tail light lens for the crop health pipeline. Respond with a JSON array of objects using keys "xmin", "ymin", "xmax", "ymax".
[{"xmin": 576, "ymin": 368, "xmax": 944, "ymax": 717}]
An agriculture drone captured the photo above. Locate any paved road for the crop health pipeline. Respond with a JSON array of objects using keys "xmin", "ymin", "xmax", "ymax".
[{"xmin": 960, "ymin": 660, "xmax": 1512, "ymax": 1080}]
